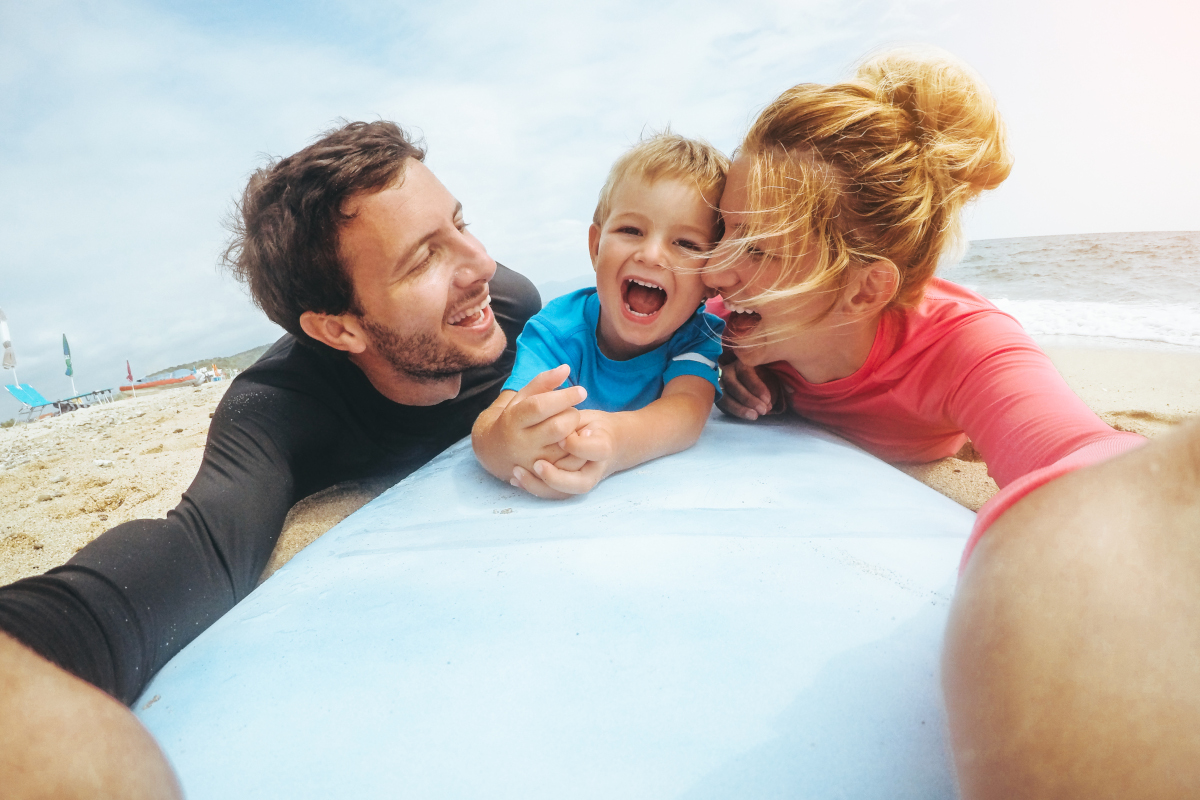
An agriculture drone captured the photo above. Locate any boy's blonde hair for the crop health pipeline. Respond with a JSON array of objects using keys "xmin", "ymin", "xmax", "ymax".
[
  {"xmin": 717, "ymin": 46, "xmax": 1013, "ymax": 339},
  {"xmin": 593, "ymin": 131, "xmax": 731, "ymax": 231}
]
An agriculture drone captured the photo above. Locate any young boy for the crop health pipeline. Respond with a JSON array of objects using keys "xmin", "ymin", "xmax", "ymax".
[{"xmin": 472, "ymin": 133, "xmax": 728, "ymax": 498}]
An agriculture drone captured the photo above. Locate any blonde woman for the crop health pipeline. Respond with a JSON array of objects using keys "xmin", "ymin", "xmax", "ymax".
[{"xmin": 705, "ymin": 48, "xmax": 1200, "ymax": 797}]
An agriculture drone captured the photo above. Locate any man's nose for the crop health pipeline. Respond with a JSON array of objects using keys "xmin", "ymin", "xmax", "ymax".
[{"xmin": 454, "ymin": 230, "xmax": 496, "ymax": 286}]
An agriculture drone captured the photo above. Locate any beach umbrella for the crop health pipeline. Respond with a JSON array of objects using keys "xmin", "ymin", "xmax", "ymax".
[
  {"xmin": 63, "ymin": 334, "xmax": 77, "ymax": 397},
  {"xmin": 0, "ymin": 307, "xmax": 17, "ymax": 385}
]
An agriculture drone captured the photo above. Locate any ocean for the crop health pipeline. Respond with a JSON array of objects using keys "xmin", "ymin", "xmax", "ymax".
[{"xmin": 940, "ymin": 231, "xmax": 1200, "ymax": 351}]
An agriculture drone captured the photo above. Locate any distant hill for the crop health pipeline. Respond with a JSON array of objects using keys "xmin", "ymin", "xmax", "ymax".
[{"xmin": 147, "ymin": 344, "xmax": 273, "ymax": 380}]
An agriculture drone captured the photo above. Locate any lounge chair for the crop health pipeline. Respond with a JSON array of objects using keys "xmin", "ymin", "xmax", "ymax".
[
  {"xmin": 4, "ymin": 383, "xmax": 62, "ymax": 422},
  {"xmin": 4, "ymin": 383, "xmax": 116, "ymax": 423}
]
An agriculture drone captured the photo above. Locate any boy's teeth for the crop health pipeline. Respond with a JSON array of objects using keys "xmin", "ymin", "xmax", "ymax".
[
  {"xmin": 724, "ymin": 300, "xmax": 755, "ymax": 314},
  {"xmin": 449, "ymin": 294, "xmax": 491, "ymax": 325},
  {"xmin": 631, "ymin": 278, "xmax": 663, "ymax": 290}
]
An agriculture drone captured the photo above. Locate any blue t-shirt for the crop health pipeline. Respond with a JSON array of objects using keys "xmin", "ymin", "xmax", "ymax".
[{"xmin": 502, "ymin": 287, "xmax": 724, "ymax": 412}]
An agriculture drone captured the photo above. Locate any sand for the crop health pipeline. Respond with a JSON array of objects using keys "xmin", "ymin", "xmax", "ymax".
[{"xmin": 3, "ymin": 343, "xmax": 1198, "ymax": 588}]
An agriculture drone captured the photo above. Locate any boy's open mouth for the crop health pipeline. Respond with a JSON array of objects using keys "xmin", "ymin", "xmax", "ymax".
[{"xmin": 623, "ymin": 278, "xmax": 667, "ymax": 318}]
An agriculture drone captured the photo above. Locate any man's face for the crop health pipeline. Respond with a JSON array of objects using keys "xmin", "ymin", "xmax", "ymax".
[{"xmin": 337, "ymin": 160, "xmax": 506, "ymax": 402}]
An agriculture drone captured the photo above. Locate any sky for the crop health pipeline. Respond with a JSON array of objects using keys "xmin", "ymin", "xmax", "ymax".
[{"xmin": 1, "ymin": 0, "xmax": 1197, "ymax": 421}]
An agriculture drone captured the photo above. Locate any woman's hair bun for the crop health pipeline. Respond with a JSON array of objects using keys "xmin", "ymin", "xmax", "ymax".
[{"xmin": 855, "ymin": 47, "xmax": 1012, "ymax": 193}]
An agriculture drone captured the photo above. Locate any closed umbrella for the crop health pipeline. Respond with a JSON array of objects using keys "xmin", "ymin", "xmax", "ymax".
[
  {"xmin": 1, "ymin": 307, "xmax": 17, "ymax": 385},
  {"xmin": 64, "ymin": 334, "xmax": 77, "ymax": 396}
]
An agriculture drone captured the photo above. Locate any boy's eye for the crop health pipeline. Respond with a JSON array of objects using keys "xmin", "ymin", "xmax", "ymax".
[
  {"xmin": 675, "ymin": 239, "xmax": 704, "ymax": 252},
  {"xmin": 455, "ymin": 217, "xmax": 470, "ymax": 232},
  {"xmin": 615, "ymin": 225, "xmax": 642, "ymax": 236},
  {"xmin": 745, "ymin": 244, "xmax": 766, "ymax": 259}
]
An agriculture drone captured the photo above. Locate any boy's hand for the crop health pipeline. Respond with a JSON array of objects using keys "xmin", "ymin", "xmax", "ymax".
[
  {"xmin": 716, "ymin": 357, "xmax": 786, "ymax": 421},
  {"xmin": 514, "ymin": 410, "xmax": 615, "ymax": 497},
  {"xmin": 470, "ymin": 365, "xmax": 587, "ymax": 487}
]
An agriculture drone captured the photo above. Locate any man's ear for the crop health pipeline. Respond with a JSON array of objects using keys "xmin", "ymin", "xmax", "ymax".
[
  {"xmin": 588, "ymin": 224, "xmax": 601, "ymax": 271},
  {"xmin": 844, "ymin": 259, "xmax": 900, "ymax": 316},
  {"xmin": 298, "ymin": 310, "xmax": 369, "ymax": 354}
]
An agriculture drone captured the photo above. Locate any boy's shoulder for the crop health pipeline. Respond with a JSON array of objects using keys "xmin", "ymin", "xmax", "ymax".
[{"xmin": 529, "ymin": 286, "xmax": 599, "ymax": 338}]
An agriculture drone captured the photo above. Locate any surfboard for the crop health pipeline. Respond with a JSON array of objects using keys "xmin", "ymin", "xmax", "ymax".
[{"xmin": 135, "ymin": 414, "xmax": 973, "ymax": 799}]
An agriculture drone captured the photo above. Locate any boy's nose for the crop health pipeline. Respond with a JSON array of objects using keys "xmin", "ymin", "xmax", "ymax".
[{"xmin": 636, "ymin": 237, "xmax": 668, "ymax": 266}]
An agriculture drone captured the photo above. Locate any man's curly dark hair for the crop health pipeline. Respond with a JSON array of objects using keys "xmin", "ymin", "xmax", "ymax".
[{"xmin": 222, "ymin": 120, "xmax": 426, "ymax": 347}]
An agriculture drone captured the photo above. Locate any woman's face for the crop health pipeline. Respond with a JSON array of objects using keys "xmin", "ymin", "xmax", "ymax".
[{"xmin": 703, "ymin": 157, "xmax": 833, "ymax": 368}]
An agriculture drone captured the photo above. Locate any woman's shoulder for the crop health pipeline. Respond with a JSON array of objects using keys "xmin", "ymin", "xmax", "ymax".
[
  {"xmin": 879, "ymin": 278, "xmax": 1034, "ymax": 373},
  {"xmin": 904, "ymin": 278, "xmax": 1022, "ymax": 336}
]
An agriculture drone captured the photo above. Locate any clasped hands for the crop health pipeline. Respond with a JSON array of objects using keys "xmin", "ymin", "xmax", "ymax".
[{"xmin": 474, "ymin": 365, "xmax": 617, "ymax": 499}]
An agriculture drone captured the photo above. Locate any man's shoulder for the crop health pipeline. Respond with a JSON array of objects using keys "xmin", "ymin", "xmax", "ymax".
[{"xmin": 235, "ymin": 334, "xmax": 360, "ymax": 399}]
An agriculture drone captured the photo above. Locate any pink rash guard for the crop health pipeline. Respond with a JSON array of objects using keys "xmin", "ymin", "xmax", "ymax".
[{"xmin": 711, "ymin": 279, "xmax": 1144, "ymax": 567}]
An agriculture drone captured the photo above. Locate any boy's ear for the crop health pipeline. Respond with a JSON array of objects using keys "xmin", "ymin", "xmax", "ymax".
[
  {"xmin": 299, "ymin": 310, "xmax": 369, "ymax": 354},
  {"xmin": 587, "ymin": 224, "xmax": 601, "ymax": 271},
  {"xmin": 844, "ymin": 259, "xmax": 900, "ymax": 316}
]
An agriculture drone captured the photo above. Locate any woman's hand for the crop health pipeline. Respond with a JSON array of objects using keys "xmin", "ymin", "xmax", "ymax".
[{"xmin": 717, "ymin": 357, "xmax": 786, "ymax": 421}]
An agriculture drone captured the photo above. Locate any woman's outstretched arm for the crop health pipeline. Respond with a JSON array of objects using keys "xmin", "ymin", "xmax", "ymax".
[{"xmin": 943, "ymin": 416, "xmax": 1200, "ymax": 798}]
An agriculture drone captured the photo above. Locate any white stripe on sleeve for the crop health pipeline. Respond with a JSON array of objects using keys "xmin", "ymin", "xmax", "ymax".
[{"xmin": 671, "ymin": 352, "xmax": 717, "ymax": 369}]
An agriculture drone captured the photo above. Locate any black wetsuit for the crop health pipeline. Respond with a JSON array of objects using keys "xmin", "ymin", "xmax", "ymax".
[{"xmin": 0, "ymin": 265, "xmax": 539, "ymax": 705}]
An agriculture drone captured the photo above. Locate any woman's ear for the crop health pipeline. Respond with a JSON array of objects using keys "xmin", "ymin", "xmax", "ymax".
[
  {"xmin": 845, "ymin": 260, "xmax": 900, "ymax": 316},
  {"xmin": 299, "ymin": 310, "xmax": 369, "ymax": 354}
]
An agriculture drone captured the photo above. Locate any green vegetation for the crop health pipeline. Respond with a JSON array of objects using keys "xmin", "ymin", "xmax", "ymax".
[{"xmin": 147, "ymin": 344, "xmax": 273, "ymax": 380}]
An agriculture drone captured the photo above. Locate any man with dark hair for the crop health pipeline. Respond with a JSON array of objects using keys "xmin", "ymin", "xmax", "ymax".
[{"xmin": 0, "ymin": 121, "xmax": 558, "ymax": 798}]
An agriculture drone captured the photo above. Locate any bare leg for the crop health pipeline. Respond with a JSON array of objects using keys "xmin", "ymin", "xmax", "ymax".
[
  {"xmin": 0, "ymin": 632, "xmax": 182, "ymax": 800},
  {"xmin": 944, "ymin": 418, "xmax": 1200, "ymax": 798}
]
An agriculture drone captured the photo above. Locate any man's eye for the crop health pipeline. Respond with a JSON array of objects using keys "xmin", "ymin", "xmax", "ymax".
[{"xmin": 408, "ymin": 249, "xmax": 437, "ymax": 277}]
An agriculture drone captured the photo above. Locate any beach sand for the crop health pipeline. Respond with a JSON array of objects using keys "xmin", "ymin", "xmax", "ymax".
[{"xmin": 3, "ymin": 343, "xmax": 1198, "ymax": 588}]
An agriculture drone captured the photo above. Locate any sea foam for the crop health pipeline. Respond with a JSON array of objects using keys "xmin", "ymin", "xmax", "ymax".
[{"xmin": 942, "ymin": 231, "xmax": 1200, "ymax": 351}]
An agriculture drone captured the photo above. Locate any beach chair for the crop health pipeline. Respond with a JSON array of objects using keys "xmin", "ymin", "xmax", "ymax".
[
  {"xmin": 69, "ymin": 387, "xmax": 116, "ymax": 407},
  {"xmin": 4, "ymin": 383, "xmax": 62, "ymax": 422}
]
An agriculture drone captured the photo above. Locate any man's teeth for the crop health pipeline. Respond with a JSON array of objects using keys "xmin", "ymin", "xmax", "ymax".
[{"xmin": 448, "ymin": 295, "xmax": 491, "ymax": 325}]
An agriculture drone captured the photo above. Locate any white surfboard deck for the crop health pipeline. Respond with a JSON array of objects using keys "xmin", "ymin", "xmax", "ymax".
[{"xmin": 135, "ymin": 414, "xmax": 972, "ymax": 799}]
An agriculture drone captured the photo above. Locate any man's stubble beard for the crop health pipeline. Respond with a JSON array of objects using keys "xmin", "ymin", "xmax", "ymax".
[{"xmin": 360, "ymin": 316, "xmax": 506, "ymax": 384}]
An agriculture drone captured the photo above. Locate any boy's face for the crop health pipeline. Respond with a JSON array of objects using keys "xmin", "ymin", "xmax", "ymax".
[{"xmin": 589, "ymin": 176, "xmax": 716, "ymax": 361}]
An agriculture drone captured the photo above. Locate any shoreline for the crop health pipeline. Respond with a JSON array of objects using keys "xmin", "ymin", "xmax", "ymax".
[{"xmin": 3, "ymin": 340, "xmax": 1198, "ymax": 586}]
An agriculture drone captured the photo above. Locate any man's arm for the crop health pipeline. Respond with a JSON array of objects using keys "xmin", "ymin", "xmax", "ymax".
[
  {"xmin": 0, "ymin": 376, "xmax": 344, "ymax": 704},
  {"xmin": 512, "ymin": 374, "xmax": 715, "ymax": 498}
]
